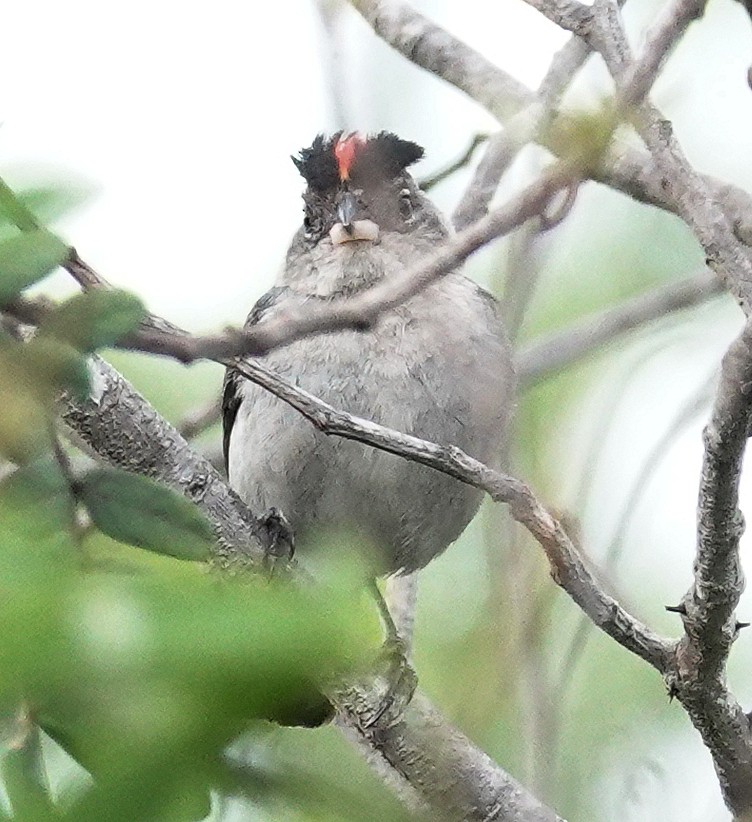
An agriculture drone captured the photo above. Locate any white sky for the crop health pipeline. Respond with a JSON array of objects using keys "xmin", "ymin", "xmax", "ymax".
[{"xmin": 0, "ymin": 0, "xmax": 568, "ymax": 327}]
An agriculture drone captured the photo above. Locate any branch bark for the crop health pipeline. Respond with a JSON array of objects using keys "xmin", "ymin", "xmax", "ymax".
[
  {"xmin": 666, "ymin": 320, "xmax": 752, "ymax": 815},
  {"xmin": 452, "ymin": 30, "xmax": 592, "ymax": 230},
  {"xmin": 60, "ymin": 357, "xmax": 266, "ymax": 569}
]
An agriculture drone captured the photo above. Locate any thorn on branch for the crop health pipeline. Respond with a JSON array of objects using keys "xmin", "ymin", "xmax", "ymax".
[
  {"xmin": 736, "ymin": 621, "xmax": 751, "ymax": 631},
  {"xmin": 665, "ymin": 603, "xmax": 688, "ymax": 615}
]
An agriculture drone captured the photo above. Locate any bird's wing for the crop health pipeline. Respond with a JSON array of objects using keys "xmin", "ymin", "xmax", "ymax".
[{"xmin": 222, "ymin": 286, "xmax": 290, "ymax": 473}]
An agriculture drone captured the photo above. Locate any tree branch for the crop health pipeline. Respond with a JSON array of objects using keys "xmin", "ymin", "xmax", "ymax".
[
  {"xmin": 5, "ymin": 280, "xmax": 674, "ymax": 677},
  {"xmin": 581, "ymin": 0, "xmax": 752, "ymax": 315},
  {"xmin": 340, "ymin": 693, "xmax": 564, "ymax": 822},
  {"xmin": 522, "ymin": 1, "xmax": 593, "ymax": 37},
  {"xmin": 516, "ymin": 269, "xmax": 724, "ymax": 384},
  {"xmin": 348, "ymin": 0, "xmax": 532, "ymax": 122},
  {"xmin": 114, "ymin": 162, "xmax": 575, "ymax": 363},
  {"xmin": 178, "ymin": 398, "xmax": 222, "ymax": 441},
  {"xmin": 218, "ymin": 358, "xmax": 672, "ymax": 673},
  {"xmin": 60, "ymin": 356, "xmax": 266, "ymax": 569},
  {"xmin": 8, "ymin": 277, "xmax": 675, "ymax": 816},
  {"xmin": 540, "ymin": 2, "xmax": 752, "ymax": 811},
  {"xmin": 452, "ymin": 34, "xmax": 591, "ymax": 231},
  {"xmin": 667, "ymin": 320, "xmax": 752, "ymax": 814},
  {"xmin": 346, "ymin": 0, "xmax": 752, "ymax": 295}
]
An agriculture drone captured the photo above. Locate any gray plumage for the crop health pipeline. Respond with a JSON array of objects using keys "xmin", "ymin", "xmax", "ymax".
[{"xmin": 223, "ymin": 132, "xmax": 514, "ymax": 575}]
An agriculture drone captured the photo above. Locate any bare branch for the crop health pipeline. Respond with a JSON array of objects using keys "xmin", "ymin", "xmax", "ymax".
[
  {"xmin": 616, "ymin": 0, "xmax": 708, "ymax": 108},
  {"xmin": 573, "ymin": 0, "xmax": 752, "ymax": 315},
  {"xmin": 517, "ymin": 269, "xmax": 724, "ymax": 384},
  {"xmin": 558, "ymin": 372, "xmax": 715, "ymax": 699},
  {"xmin": 667, "ymin": 320, "xmax": 752, "ymax": 814},
  {"xmin": 339, "ymin": 693, "xmax": 564, "ymax": 822},
  {"xmin": 526, "ymin": 0, "xmax": 706, "ymax": 105},
  {"xmin": 522, "ymin": 1, "xmax": 593, "ymax": 36},
  {"xmin": 65, "ymin": 248, "xmax": 112, "ymax": 290},
  {"xmin": 229, "ymin": 359, "xmax": 672, "ymax": 673},
  {"xmin": 8, "ymin": 284, "xmax": 670, "ymax": 672},
  {"xmin": 4, "ymin": 284, "xmax": 571, "ymax": 818},
  {"xmin": 38, "ymin": 332, "xmax": 568, "ymax": 820},
  {"xmin": 347, "ymin": 0, "xmax": 532, "ymax": 122},
  {"xmin": 178, "ymin": 398, "xmax": 222, "ymax": 440},
  {"xmin": 346, "ymin": 0, "xmax": 752, "ymax": 295},
  {"xmin": 452, "ymin": 35, "xmax": 592, "ymax": 230},
  {"xmin": 418, "ymin": 133, "xmax": 489, "ymax": 192},
  {"xmin": 114, "ymin": 162, "xmax": 576, "ymax": 362},
  {"xmin": 60, "ymin": 356, "xmax": 266, "ymax": 569}
]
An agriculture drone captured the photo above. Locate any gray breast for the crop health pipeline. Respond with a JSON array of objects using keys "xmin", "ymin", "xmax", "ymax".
[{"xmin": 228, "ymin": 275, "xmax": 513, "ymax": 575}]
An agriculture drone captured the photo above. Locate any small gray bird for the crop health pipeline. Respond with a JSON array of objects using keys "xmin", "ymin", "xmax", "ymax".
[{"xmin": 222, "ymin": 132, "xmax": 514, "ymax": 578}]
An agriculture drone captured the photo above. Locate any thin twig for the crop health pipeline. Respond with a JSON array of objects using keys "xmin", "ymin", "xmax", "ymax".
[
  {"xmin": 557, "ymin": 371, "xmax": 715, "ymax": 699},
  {"xmin": 452, "ymin": 33, "xmax": 592, "ymax": 230},
  {"xmin": 178, "ymin": 398, "xmax": 222, "ymax": 440},
  {"xmin": 6, "ymin": 161, "xmax": 577, "ymax": 366},
  {"xmin": 3, "ymin": 291, "xmax": 673, "ymax": 677},
  {"xmin": 419, "ymin": 133, "xmax": 489, "ymax": 192},
  {"xmin": 347, "ymin": 0, "xmax": 752, "ymax": 290},
  {"xmin": 112, "ymin": 162, "xmax": 577, "ymax": 363},
  {"xmin": 517, "ymin": 269, "xmax": 724, "ymax": 384}
]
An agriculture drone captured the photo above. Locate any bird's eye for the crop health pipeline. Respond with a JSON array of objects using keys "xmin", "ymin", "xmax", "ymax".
[{"xmin": 398, "ymin": 188, "xmax": 413, "ymax": 220}]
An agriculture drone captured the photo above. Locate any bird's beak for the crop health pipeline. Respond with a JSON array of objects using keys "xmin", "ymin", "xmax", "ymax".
[
  {"xmin": 337, "ymin": 191, "xmax": 358, "ymax": 233},
  {"xmin": 330, "ymin": 191, "xmax": 380, "ymax": 245}
]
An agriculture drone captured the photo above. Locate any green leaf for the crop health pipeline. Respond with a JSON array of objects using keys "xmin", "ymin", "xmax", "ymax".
[
  {"xmin": 0, "ymin": 231, "xmax": 69, "ymax": 306},
  {"xmin": 79, "ymin": 469, "xmax": 214, "ymax": 561},
  {"xmin": 0, "ymin": 337, "xmax": 88, "ymax": 463},
  {"xmin": 21, "ymin": 337, "xmax": 91, "ymax": 403},
  {"xmin": 19, "ymin": 184, "xmax": 94, "ymax": 226},
  {"xmin": 0, "ymin": 344, "xmax": 51, "ymax": 464},
  {"xmin": 39, "ymin": 289, "xmax": 146, "ymax": 353}
]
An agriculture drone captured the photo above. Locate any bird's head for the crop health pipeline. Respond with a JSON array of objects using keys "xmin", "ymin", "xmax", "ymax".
[{"xmin": 291, "ymin": 131, "xmax": 446, "ymax": 249}]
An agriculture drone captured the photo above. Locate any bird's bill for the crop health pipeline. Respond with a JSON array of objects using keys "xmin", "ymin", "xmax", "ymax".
[{"xmin": 329, "ymin": 219, "xmax": 380, "ymax": 245}]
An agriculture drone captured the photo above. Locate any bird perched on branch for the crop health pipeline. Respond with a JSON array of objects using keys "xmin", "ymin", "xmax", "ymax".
[{"xmin": 222, "ymin": 131, "xmax": 513, "ymax": 580}]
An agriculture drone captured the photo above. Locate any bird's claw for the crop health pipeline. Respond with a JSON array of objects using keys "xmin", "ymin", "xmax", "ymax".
[
  {"xmin": 257, "ymin": 507, "xmax": 295, "ymax": 576},
  {"xmin": 333, "ymin": 636, "xmax": 418, "ymax": 731}
]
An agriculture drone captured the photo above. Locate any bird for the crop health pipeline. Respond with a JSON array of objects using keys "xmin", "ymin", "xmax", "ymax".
[{"xmin": 222, "ymin": 131, "xmax": 514, "ymax": 584}]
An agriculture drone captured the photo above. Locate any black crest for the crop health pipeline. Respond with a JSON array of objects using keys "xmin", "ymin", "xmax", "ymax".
[
  {"xmin": 291, "ymin": 133, "xmax": 340, "ymax": 192},
  {"xmin": 292, "ymin": 131, "xmax": 424, "ymax": 191},
  {"xmin": 351, "ymin": 132, "xmax": 424, "ymax": 183}
]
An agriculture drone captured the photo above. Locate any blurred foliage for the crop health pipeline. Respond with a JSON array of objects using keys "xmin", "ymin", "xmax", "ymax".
[{"xmin": 0, "ymin": 181, "xmax": 411, "ymax": 822}]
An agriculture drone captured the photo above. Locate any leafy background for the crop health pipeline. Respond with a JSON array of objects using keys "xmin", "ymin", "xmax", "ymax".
[{"xmin": 2, "ymin": 0, "xmax": 751, "ymax": 820}]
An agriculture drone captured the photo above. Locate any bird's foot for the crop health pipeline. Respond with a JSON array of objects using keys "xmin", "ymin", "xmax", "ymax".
[
  {"xmin": 333, "ymin": 635, "xmax": 417, "ymax": 731},
  {"xmin": 257, "ymin": 507, "xmax": 295, "ymax": 576}
]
